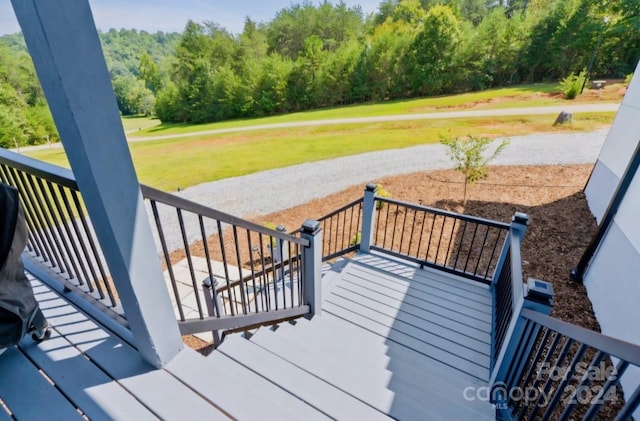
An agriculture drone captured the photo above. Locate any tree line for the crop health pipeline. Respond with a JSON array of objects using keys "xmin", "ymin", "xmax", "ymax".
[
  {"xmin": 153, "ymin": 0, "xmax": 639, "ymax": 124},
  {"xmin": 1, "ymin": 0, "xmax": 638, "ymax": 147},
  {"xmin": 0, "ymin": 29, "xmax": 179, "ymax": 148},
  {"xmin": 0, "ymin": 40, "xmax": 56, "ymax": 148}
]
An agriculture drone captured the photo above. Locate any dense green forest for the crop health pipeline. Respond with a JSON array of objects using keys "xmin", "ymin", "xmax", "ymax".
[
  {"xmin": 0, "ymin": 29, "xmax": 179, "ymax": 148},
  {"xmin": 1, "ymin": 0, "xmax": 638, "ymax": 147},
  {"xmin": 154, "ymin": 0, "xmax": 639, "ymax": 123}
]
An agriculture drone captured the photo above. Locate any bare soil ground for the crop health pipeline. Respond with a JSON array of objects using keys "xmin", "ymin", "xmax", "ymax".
[
  {"xmin": 450, "ymin": 80, "xmax": 627, "ymax": 110},
  {"xmin": 185, "ymin": 163, "xmax": 601, "ymax": 350}
]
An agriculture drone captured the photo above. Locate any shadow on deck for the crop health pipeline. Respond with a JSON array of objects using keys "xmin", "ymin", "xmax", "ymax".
[
  {"xmin": 2, "ymin": 151, "xmax": 639, "ymax": 420},
  {"xmin": 0, "ymin": 253, "xmax": 494, "ymax": 420}
]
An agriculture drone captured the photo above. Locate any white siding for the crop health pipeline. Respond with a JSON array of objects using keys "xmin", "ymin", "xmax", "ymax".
[
  {"xmin": 584, "ymin": 222, "xmax": 640, "ymax": 346},
  {"xmin": 597, "ymin": 105, "xmax": 640, "ymax": 179},
  {"xmin": 583, "ymin": 62, "xmax": 640, "ymax": 417},
  {"xmin": 615, "ymin": 168, "xmax": 640, "ymax": 252},
  {"xmin": 585, "ymin": 62, "xmax": 640, "ymax": 222},
  {"xmin": 583, "ymin": 160, "xmax": 619, "ymax": 222},
  {"xmin": 584, "ymin": 221, "xmax": 640, "ymax": 415}
]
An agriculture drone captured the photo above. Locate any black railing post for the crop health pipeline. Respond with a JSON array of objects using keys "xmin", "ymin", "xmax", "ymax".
[
  {"xmin": 202, "ymin": 276, "xmax": 222, "ymax": 348},
  {"xmin": 301, "ymin": 219, "xmax": 322, "ymax": 316},
  {"xmin": 360, "ymin": 183, "xmax": 378, "ymax": 253}
]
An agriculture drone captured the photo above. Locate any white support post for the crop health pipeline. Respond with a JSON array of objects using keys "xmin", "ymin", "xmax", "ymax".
[
  {"xmin": 11, "ymin": 0, "xmax": 182, "ymax": 367},
  {"xmin": 360, "ymin": 183, "xmax": 378, "ymax": 253},
  {"xmin": 300, "ymin": 220, "xmax": 322, "ymax": 316}
]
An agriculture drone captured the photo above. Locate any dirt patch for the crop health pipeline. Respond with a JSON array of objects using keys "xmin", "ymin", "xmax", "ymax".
[{"xmin": 411, "ymin": 82, "xmax": 625, "ymax": 113}]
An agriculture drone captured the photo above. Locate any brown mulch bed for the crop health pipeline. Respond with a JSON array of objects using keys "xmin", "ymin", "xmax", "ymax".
[
  {"xmin": 256, "ymin": 164, "xmax": 599, "ymax": 328},
  {"xmin": 185, "ymin": 163, "xmax": 601, "ymax": 349}
]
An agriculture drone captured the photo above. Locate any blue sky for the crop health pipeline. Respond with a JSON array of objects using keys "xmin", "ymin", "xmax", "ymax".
[{"xmin": 1, "ymin": 0, "xmax": 381, "ymax": 35}]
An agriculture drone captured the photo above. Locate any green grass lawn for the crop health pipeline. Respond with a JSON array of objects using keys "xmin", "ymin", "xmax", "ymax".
[
  {"xmin": 130, "ymin": 82, "xmax": 624, "ymax": 138},
  {"xmin": 133, "ymin": 83, "xmax": 566, "ymax": 137},
  {"xmin": 29, "ymin": 112, "xmax": 615, "ymax": 191},
  {"xmin": 121, "ymin": 115, "xmax": 161, "ymax": 132}
]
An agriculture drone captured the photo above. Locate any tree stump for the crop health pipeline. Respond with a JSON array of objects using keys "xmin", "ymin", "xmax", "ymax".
[{"xmin": 553, "ymin": 111, "xmax": 573, "ymax": 126}]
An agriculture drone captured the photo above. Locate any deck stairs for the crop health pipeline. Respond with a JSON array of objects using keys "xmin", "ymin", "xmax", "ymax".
[
  {"xmin": 208, "ymin": 252, "xmax": 495, "ymax": 420},
  {"xmin": 0, "ymin": 252, "xmax": 496, "ymax": 420}
]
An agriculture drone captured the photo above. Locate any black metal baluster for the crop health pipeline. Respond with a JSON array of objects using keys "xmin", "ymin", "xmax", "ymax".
[
  {"xmin": 71, "ymin": 191, "xmax": 114, "ymax": 306},
  {"xmin": 151, "ymin": 200, "xmax": 185, "ymax": 321}
]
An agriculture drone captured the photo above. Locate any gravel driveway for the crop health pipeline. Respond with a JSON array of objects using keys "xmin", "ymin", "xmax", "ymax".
[
  {"xmin": 144, "ymin": 128, "xmax": 608, "ymax": 252},
  {"xmin": 176, "ymin": 129, "xmax": 608, "ymax": 218}
]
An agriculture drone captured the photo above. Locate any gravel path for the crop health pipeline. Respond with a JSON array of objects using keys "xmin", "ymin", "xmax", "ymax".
[
  {"xmin": 148, "ymin": 128, "xmax": 607, "ymax": 252},
  {"xmin": 176, "ymin": 129, "xmax": 608, "ymax": 218}
]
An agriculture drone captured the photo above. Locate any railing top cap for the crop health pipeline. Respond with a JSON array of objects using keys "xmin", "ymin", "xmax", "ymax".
[
  {"xmin": 365, "ymin": 183, "xmax": 378, "ymax": 192},
  {"xmin": 512, "ymin": 212, "xmax": 530, "ymax": 226},
  {"xmin": 301, "ymin": 219, "xmax": 320, "ymax": 233}
]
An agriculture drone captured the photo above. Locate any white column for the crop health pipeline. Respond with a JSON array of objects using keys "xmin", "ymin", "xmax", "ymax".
[{"xmin": 11, "ymin": 0, "xmax": 182, "ymax": 367}]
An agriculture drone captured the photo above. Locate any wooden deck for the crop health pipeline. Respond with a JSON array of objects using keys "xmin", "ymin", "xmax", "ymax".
[{"xmin": 0, "ymin": 253, "xmax": 495, "ymax": 420}]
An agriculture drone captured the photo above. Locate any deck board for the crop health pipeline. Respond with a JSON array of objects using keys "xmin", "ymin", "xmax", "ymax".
[
  {"xmin": 338, "ymin": 272, "xmax": 491, "ymax": 342},
  {"xmin": 346, "ymin": 261, "xmax": 492, "ymax": 313},
  {"xmin": 320, "ymin": 255, "xmax": 493, "ymax": 382},
  {"xmin": 30, "ymin": 278, "xmax": 231, "ymax": 421},
  {"xmin": 20, "ymin": 283, "xmax": 160, "ymax": 421},
  {"xmin": 219, "ymin": 334, "xmax": 393, "ymax": 421},
  {"xmin": 323, "ymin": 298, "xmax": 489, "ymax": 380},
  {"xmin": 0, "ymin": 346, "xmax": 83, "ymax": 421},
  {"xmin": 249, "ymin": 316, "xmax": 493, "ymax": 420},
  {"xmin": 349, "ymin": 259, "xmax": 492, "ymax": 311},
  {"xmin": 346, "ymin": 273, "xmax": 491, "ymax": 323},
  {"xmin": 10, "ymin": 251, "xmax": 497, "ymax": 420},
  {"xmin": 354, "ymin": 253, "xmax": 493, "ymax": 298},
  {"xmin": 19, "ymin": 330, "xmax": 158, "ymax": 421},
  {"xmin": 166, "ymin": 347, "xmax": 328, "ymax": 421},
  {"xmin": 353, "ymin": 252, "xmax": 489, "ymax": 294},
  {"xmin": 8, "ymin": 276, "xmax": 235, "ymax": 420},
  {"xmin": 326, "ymin": 288, "xmax": 489, "ymax": 362}
]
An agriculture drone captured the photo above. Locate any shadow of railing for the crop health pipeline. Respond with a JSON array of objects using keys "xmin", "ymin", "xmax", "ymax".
[{"xmin": 371, "ymin": 196, "xmax": 509, "ymax": 284}]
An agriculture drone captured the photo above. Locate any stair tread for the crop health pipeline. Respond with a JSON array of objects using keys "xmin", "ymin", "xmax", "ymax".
[
  {"xmin": 219, "ymin": 335, "xmax": 393, "ymax": 421},
  {"xmin": 168, "ymin": 348, "xmax": 327, "ymax": 421},
  {"xmin": 247, "ymin": 317, "xmax": 493, "ymax": 420}
]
